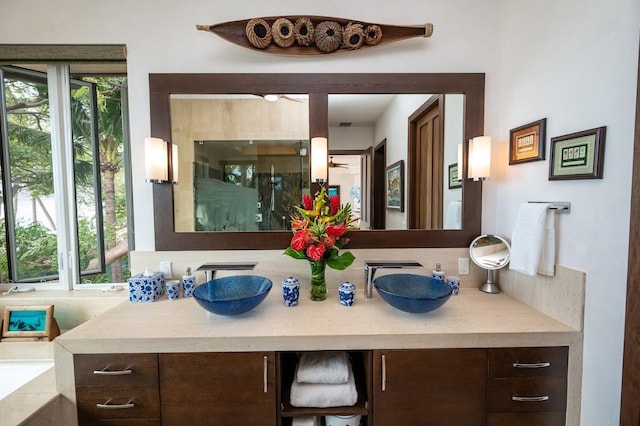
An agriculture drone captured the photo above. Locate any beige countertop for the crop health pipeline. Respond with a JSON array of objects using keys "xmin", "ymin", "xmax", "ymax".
[{"xmin": 54, "ymin": 287, "xmax": 579, "ymax": 355}]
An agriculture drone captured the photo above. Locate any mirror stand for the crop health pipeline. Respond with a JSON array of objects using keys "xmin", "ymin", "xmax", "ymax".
[
  {"xmin": 480, "ymin": 269, "xmax": 500, "ymax": 294},
  {"xmin": 469, "ymin": 234, "xmax": 511, "ymax": 295}
]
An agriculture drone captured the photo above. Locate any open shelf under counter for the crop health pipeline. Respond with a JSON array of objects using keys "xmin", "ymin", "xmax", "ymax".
[{"xmin": 277, "ymin": 351, "xmax": 372, "ymax": 425}]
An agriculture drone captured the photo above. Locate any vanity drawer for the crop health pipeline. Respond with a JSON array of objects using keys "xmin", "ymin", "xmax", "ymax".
[
  {"xmin": 74, "ymin": 353, "xmax": 159, "ymax": 386},
  {"xmin": 76, "ymin": 385, "xmax": 160, "ymax": 421},
  {"xmin": 487, "ymin": 376, "xmax": 567, "ymax": 412},
  {"xmin": 487, "ymin": 411, "xmax": 566, "ymax": 426},
  {"xmin": 488, "ymin": 347, "xmax": 568, "ymax": 378}
]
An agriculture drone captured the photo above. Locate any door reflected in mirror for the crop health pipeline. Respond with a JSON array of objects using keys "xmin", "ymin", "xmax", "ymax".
[{"xmin": 328, "ymin": 94, "xmax": 464, "ymax": 231}]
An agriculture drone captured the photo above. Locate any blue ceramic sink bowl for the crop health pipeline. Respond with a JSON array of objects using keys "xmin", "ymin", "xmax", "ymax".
[
  {"xmin": 373, "ymin": 273, "xmax": 453, "ymax": 313},
  {"xmin": 193, "ymin": 275, "xmax": 272, "ymax": 316}
]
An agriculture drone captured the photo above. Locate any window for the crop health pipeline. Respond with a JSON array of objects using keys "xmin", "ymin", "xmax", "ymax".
[{"xmin": 0, "ymin": 64, "xmax": 131, "ymax": 288}]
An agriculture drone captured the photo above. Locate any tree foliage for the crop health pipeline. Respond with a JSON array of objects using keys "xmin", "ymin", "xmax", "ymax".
[{"xmin": 0, "ymin": 70, "xmax": 129, "ymax": 283}]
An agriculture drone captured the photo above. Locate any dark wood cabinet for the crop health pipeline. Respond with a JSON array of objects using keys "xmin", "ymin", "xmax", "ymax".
[
  {"xmin": 487, "ymin": 347, "xmax": 569, "ymax": 426},
  {"xmin": 372, "ymin": 349, "xmax": 487, "ymax": 426},
  {"xmin": 74, "ymin": 353, "xmax": 160, "ymax": 425},
  {"xmin": 72, "ymin": 347, "xmax": 569, "ymax": 425},
  {"xmin": 159, "ymin": 352, "xmax": 277, "ymax": 426}
]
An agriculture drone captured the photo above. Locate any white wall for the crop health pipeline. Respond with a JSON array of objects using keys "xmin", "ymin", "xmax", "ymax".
[
  {"xmin": 491, "ymin": 1, "xmax": 639, "ymax": 424},
  {"xmin": 0, "ymin": 0, "xmax": 638, "ymax": 423}
]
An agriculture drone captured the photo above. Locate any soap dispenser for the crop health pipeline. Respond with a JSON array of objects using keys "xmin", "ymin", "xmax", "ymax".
[
  {"xmin": 182, "ymin": 267, "xmax": 196, "ymax": 298},
  {"xmin": 432, "ymin": 263, "xmax": 446, "ymax": 281}
]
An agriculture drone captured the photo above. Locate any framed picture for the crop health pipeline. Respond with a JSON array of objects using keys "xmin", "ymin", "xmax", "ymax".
[
  {"xmin": 2, "ymin": 305, "xmax": 55, "ymax": 340},
  {"xmin": 549, "ymin": 126, "xmax": 606, "ymax": 180},
  {"xmin": 448, "ymin": 163, "xmax": 461, "ymax": 189},
  {"xmin": 385, "ymin": 160, "xmax": 404, "ymax": 211},
  {"xmin": 509, "ymin": 118, "xmax": 546, "ymax": 165}
]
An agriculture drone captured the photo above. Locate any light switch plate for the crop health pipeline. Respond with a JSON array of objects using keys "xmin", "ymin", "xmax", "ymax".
[
  {"xmin": 159, "ymin": 261, "xmax": 173, "ymax": 278},
  {"xmin": 458, "ymin": 258, "xmax": 470, "ymax": 275}
]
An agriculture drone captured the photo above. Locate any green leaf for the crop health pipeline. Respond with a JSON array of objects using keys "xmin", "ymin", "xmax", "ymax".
[
  {"xmin": 283, "ymin": 247, "xmax": 307, "ymax": 260},
  {"xmin": 326, "ymin": 250, "xmax": 355, "ymax": 271}
]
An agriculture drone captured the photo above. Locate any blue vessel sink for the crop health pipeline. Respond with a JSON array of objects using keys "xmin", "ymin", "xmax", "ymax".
[
  {"xmin": 193, "ymin": 275, "xmax": 272, "ymax": 316},
  {"xmin": 373, "ymin": 273, "xmax": 453, "ymax": 314}
]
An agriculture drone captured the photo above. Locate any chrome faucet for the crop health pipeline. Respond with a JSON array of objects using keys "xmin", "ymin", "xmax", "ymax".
[
  {"xmin": 364, "ymin": 260, "xmax": 423, "ymax": 298},
  {"xmin": 197, "ymin": 261, "xmax": 257, "ymax": 282}
]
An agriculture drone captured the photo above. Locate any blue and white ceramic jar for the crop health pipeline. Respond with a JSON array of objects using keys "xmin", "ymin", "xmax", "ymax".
[
  {"xmin": 339, "ymin": 282, "xmax": 356, "ymax": 307},
  {"xmin": 166, "ymin": 279, "xmax": 181, "ymax": 300},
  {"xmin": 182, "ymin": 274, "xmax": 196, "ymax": 298},
  {"xmin": 447, "ymin": 276, "xmax": 460, "ymax": 295},
  {"xmin": 282, "ymin": 276, "xmax": 300, "ymax": 307}
]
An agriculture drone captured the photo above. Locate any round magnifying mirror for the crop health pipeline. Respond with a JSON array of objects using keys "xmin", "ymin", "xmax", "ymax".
[{"xmin": 469, "ymin": 234, "xmax": 511, "ymax": 294}]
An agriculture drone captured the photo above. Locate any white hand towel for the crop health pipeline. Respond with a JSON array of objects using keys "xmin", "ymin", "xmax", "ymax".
[
  {"xmin": 290, "ymin": 362, "xmax": 358, "ymax": 408},
  {"xmin": 537, "ymin": 209, "xmax": 556, "ymax": 276},
  {"xmin": 296, "ymin": 351, "xmax": 349, "ymax": 384},
  {"xmin": 292, "ymin": 416, "xmax": 320, "ymax": 426},
  {"xmin": 509, "ymin": 203, "xmax": 555, "ymax": 276},
  {"xmin": 444, "ymin": 200, "xmax": 462, "ymax": 229}
]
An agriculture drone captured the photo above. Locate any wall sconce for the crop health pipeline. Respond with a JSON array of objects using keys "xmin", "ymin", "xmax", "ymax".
[
  {"xmin": 144, "ymin": 137, "xmax": 169, "ymax": 183},
  {"xmin": 468, "ymin": 136, "xmax": 492, "ymax": 181},
  {"xmin": 171, "ymin": 143, "xmax": 179, "ymax": 184},
  {"xmin": 310, "ymin": 136, "xmax": 328, "ymax": 184}
]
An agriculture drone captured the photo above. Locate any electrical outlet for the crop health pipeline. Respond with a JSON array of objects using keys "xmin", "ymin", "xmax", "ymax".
[
  {"xmin": 159, "ymin": 261, "xmax": 173, "ymax": 278},
  {"xmin": 458, "ymin": 258, "xmax": 470, "ymax": 275}
]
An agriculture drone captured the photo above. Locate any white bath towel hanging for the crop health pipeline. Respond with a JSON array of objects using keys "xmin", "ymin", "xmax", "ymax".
[{"xmin": 509, "ymin": 202, "xmax": 556, "ymax": 276}]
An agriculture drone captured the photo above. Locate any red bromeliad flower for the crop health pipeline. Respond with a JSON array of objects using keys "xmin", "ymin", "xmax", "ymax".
[
  {"xmin": 330, "ymin": 195, "xmax": 340, "ymax": 216},
  {"xmin": 302, "ymin": 193, "xmax": 313, "ymax": 210},
  {"xmin": 283, "ymin": 186, "xmax": 356, "ymax": 271}
]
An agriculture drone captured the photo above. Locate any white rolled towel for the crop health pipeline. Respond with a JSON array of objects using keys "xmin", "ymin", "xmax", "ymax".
[
  {"xmin": 290, "ymin": 362, "xmax": 358, "ymax": 408},
  {"xmin": 296, "ymin": 351, "xmax": 349, "ymax": 384}
]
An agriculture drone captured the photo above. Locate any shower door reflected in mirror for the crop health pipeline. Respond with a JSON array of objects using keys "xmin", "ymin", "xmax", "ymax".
[
  {"xmin": 193, "ymin": 139, "xmax": 309, "ymax": 232},
  {"xmin": 171, "ymin": 94, "xmax": 309, "ymax": 232}
]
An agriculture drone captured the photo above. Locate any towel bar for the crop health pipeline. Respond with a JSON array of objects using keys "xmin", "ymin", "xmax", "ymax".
[{"xmin": 528, "ymin": 201, "xmax": 570, "ymax": 214}]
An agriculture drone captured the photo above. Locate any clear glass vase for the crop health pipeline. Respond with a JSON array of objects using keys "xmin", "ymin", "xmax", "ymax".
[{"xmin": 309, "ymin": 260, "xmax": 327, "ymax": 301}]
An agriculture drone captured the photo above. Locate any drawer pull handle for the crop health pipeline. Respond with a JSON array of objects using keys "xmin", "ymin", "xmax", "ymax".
[
  {"xmin": 512, "ymin": 361, "xmax": 551, "ymax": 369},
  {"xmin": 381, "ymin": 354, "xmax": 387, "ymax": 392},
  {"xmin": 93, "ymin": 368, "xmax": 133, "ymax": 376},
  {"xmin": 96, "ymin": 399, "xmax": 135, "ymax": 409},
  {"xmin": 263, "ymin": 355, "xmax": 268, "ymax": 393},
  {"xmin": 512, "ymin": 395, "xmax": 550, "ymax": 402}
]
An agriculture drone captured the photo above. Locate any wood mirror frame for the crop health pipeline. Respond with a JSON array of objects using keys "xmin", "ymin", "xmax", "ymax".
[{"xmin": 149, "ymin": 73, "xmax": 484, "ymax": 250}]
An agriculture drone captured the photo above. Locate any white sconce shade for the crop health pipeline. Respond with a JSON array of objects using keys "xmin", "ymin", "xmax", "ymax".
[
  {"xmin": 468, "ymin": 136, "xmax": 491, "ymax": 181},
  {"xmin": 172, "ymin": 143, "xmax": 179, "ymax": 184},
  {"xmin": 311, "ymin": 137, "xmax": 328, "ymax": 183},
  {"xmin": 145, "ymin": 137, "xmax": 169, "ymax": 183}
]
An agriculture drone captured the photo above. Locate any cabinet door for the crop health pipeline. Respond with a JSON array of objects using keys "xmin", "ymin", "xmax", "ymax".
[
  {"xmin": 372, "ymin": 349, "xmax": 486, "ymax": 426},
  {"xmin": 159, "ymin": 352, "xmax": 276, "ymax": 426}
]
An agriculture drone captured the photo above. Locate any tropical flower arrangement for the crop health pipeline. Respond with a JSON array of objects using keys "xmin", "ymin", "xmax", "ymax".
[{"xmin": 284, "ymin": 186, "xmax": 356, "ymax": 300}]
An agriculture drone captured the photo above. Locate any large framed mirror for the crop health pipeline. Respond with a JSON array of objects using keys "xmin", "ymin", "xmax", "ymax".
[{"xmin": 150, "ymin": 73, "xmax": 484, "ymax": 250}]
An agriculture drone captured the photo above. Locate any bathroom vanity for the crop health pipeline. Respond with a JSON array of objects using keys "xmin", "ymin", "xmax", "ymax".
[{"xmin": 53, "ymin": 289, "xmax": 581, "ymax": 425}]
